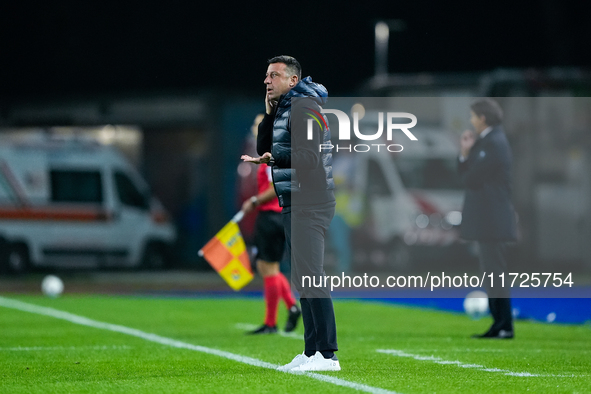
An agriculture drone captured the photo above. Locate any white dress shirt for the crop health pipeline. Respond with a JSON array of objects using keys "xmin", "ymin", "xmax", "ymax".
[{"xmin": 459, "ymin": 126, "xmax": 493, "ymax": 162}]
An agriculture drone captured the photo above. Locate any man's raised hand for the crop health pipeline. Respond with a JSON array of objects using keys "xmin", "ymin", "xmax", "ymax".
[
  {"xmin": 460, "ymin": 129, "xmax": 476, "ymax": 158},
  {"xmin": 241, "ymin": 152, "xmax": 273, "ymax": 164},
  {"xmin": 265, "ymin": 95, "xmax": 277, "ymax": 115}
]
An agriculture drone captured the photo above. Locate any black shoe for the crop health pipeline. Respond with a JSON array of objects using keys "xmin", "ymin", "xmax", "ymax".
[
  {"xmin": 472, "ymin": 329, "xmax": 514, "ymax": 339},
  {"xmin": 284, "ymin": 305, "xmax": 301, "ymax": 333},
  {"xmin": 248, "ymin": 324, "xmax": 277, "ymax": 335}
]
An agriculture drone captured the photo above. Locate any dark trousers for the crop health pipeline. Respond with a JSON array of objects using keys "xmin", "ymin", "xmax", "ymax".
[
  {"xmin": 478, "ymin": 241, "xmax": 513, "ymax": 332},
  {"xmin": 283, "ymin": 202, "xmax": 338, "ymax": 353}
]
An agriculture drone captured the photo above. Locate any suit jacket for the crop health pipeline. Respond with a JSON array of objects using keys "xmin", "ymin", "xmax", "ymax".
[{"xmin": 458, "ymin": 126, "xmax": 517, "ymax": 241}]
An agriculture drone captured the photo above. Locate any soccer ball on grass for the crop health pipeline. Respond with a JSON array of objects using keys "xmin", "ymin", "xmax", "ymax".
[
  {"xmin": 463, "ymin": 290, "xmax": 489, "ymax": 319},
  {"xmin": 41, "ymin": 275, "xmax": 64, "ymax": 298}
]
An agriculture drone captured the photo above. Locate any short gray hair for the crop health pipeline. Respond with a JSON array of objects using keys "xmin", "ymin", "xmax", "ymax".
[{"xmin": 267, "ymin": 55, "xmax": 301, "ymax": 81}]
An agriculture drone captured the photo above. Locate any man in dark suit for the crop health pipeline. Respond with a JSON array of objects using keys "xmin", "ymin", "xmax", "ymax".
[{"xmin": 458, "ymin": 98, "xmax": 518, "ymax": 339}]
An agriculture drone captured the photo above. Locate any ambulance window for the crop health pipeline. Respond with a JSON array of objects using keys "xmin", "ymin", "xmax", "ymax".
[
  {"xmin": 367, "ymin": 159, "xmax": 391, "ymax": 197},
  {"xmin": 50, "ymin": 170, "xmax": 103, "ymax": 203},
  {"xmin": 114, "ymin": 171, "xmax": 149, "ymax": 210},
  {"xmin": 0, "ymin": 173, "xmax": 16, "ymax": 203}
]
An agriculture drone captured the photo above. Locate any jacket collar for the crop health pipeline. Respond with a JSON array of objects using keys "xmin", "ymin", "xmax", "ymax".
[
  {"xmin": 478, "ymin": 125, "xmax": 503, "ymax": 142},
  {"xmin": 277, "ymin": 76, "xmax": 328, "ymax": 111},
  {"xmin": 479, "ymin": 126, "xmax": 493, "ymax": 139}
]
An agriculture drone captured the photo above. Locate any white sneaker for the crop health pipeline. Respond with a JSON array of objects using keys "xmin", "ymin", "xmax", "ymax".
[
  {"xmin": 277, "ymin": 352, "xmax": 310, "ymax": 371},
  {"xmin": 292, "ymin": 352, "xmax": 341, "ymax": 372}
]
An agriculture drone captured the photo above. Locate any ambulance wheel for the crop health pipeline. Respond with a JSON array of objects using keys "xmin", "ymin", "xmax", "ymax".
[
  {"xmin": 6, "ymin": 243, "xmax": 30, "ymax": 274},
  {"xmin": 0, "ymin": 237, "xmax": 7, "ymax": 274}
]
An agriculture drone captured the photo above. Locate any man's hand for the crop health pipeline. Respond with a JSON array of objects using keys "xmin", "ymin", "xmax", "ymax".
[
  {"xmin": 241, "ymin": 152, "xmax": 273, "ymax": 164},
  {"xmin": 460, "ymin": 129, "xmax": 476, "ymax": 158},
  {"xmin": 241, "ymin": 197, "xmax": 257, "ymax": 215},
  {"xmin": 265, "ymin": 95, "xmax": 277, "ymax": 115}
]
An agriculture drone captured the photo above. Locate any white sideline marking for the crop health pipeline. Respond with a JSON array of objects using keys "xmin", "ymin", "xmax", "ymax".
[
  {"xmin": 405, "ymin": 348, "xmax": 506, "ymax": 353},
  {"xmin": 0, "ymin": 297, "xmax": 400, "ymax": 394},
  {"xmin": 377, "ymin": 349, "xmax": 575, "ymax": 378},
  {"xmin": 235, "ymin": 323, "xmax": 303, "ymax": 340},
  {"xmin": 0, "ymin": 345, "xmax": 131, "ymax": 351}
]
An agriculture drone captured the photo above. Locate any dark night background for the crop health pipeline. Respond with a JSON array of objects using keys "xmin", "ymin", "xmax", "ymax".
[
  {"xmin": 2, "ymin": 0, "xmax": 590, "ymax": 101},
  {"xmin": 1, "ymin": 1, "xmax": 591, "ymax": 317}
]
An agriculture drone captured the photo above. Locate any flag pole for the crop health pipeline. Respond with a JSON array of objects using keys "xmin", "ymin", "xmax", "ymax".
[{"xmin": 231, "ymin": 210, "xmax": 245, "ymax": 224}]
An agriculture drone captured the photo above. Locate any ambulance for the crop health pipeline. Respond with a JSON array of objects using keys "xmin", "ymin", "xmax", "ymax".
[{"xmin": 0, "ymin": 136, "xmax": 176, "ymax": 273}]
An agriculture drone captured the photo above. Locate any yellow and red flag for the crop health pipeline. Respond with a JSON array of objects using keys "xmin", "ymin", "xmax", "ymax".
[{"xmin": 199, "ymin": 212, "xmax": 252, "ymax": 291}]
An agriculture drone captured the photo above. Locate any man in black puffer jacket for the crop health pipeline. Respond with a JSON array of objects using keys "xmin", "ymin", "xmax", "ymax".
[{"xmin": 242, "ymin": 55, "xmax": 339, "ymax": 372}]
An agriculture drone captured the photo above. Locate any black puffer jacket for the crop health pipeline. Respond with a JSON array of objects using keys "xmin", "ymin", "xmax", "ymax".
[{"xmin": 257, "ymin": 76, "xmax": 334, "ymax": 209}]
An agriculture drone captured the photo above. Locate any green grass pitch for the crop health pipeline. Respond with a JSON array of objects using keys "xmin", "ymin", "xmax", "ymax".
[{"xmin": 0, "ymin": 294, "xmax": 589, "ymax": 393}]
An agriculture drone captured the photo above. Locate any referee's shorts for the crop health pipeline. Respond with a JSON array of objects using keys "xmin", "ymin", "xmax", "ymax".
[{"xmin": 254, "ymin": 210, "xmax": 285, "ymax": 262}]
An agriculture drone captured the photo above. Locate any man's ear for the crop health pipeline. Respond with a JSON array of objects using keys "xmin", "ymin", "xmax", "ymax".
[
  {"xmin": 480, "ymin": 114, "xmax": 489, "ymax": 127},
  {"xmin": 289, "ymin": 75, "xmax": 298, "ymax": 87}
]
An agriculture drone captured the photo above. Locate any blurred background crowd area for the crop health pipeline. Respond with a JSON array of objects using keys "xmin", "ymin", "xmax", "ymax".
[
  {"xmin": 2, "ymin": 71, "xmax": 591, "ymax": 276},
  {"xmin": 1, "ymin": 2, "xmax": 591, "ymax": 276}
]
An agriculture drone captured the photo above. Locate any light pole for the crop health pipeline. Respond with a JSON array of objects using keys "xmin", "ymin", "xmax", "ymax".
[
  {"xmin": 374, "ymin": 21, "xmax": 389, "ymax": 77},
  {"xmin": 374, "ymin": 20, "xmax": 406, "ymax": 78}
]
